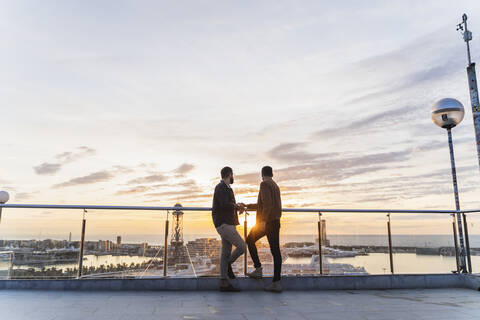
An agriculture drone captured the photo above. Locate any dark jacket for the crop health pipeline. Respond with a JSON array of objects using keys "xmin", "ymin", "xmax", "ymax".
[
  {"xmin": 212, "ymin": 180, "xmax": 239, "ymax": 228},
  {"xmin": 247, "ymin": 178, "xmax": 282, "ymax": 223}
]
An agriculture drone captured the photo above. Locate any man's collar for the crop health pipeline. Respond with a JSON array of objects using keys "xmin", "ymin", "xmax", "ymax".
[{"xmin": 220, "ymin": 180, "xmax": 231, "ymax": 189}]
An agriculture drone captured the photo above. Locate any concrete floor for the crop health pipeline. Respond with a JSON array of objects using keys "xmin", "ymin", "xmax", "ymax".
[{"xmin": 0, "ymin": 288, "xmax": 479, "ymax": 320}]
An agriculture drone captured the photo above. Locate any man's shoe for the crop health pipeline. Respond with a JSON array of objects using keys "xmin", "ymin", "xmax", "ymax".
[
  {"xmin": 247, "ymin": 267, "xmax": 263, "ymax": 279},
  {"xmin": 219, "ymin": 283, "xmax": 241, "ymax": 292},
  {"xmin": 264, "ymin": 281, "xmax": 282, "ymax": 293},
  {"xmin": 228, "ymin": 264, "xmax": 236, "ymax": 279}
]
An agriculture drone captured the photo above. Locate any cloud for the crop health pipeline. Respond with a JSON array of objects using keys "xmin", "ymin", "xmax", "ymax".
[
  {"xmin": 145, "ymin": 185, "xmax": 203, "ymax": 198},
  {"xmin": 237, "ymin": 148, "xmax": 412, "ymax": 186},
  {"xmin": 313, "ymin": 106, "xmax": 419, "ymax": 139},
  {"xmin": 173, "ymin": 163, "xmax": 195, "ymax": 175},
  {"xmin": 267, "ymin": 143, "xmax": 334, "ymax": 163},
  {"xmin": 115, "ymin": 185, "xmax": 153, "ymax": 195},
  {"xmin": 317, "ymin": 164, "xmax": 480, "ymax": 205},
  {"xmin": 414, "ymin": 137, "xmax": 471, "ymax": 152},
  {"xmin": 150, "ymin": 179, "xmax": 199, "ymax": 189},
  {"xmin": 354, "ymin": 195, "xmax": 399, "ymax": 203},
  {"xmin": 55, "ymin": 146, "xmax": 96, "ymax": 164},
  {"xmin": 344, "ymin": 27, "xmax": 463, "ymax": 97},
  {"xmin": 53, "ymin": 170, "xmax": 113, "ymax": 188},
  {"xmin": 345, "ymin": 60, "xmax": 462, "ymax": 107},
  {"xmin": 33, "ymin": 146, "xmax": 96, "ymax": 175},
  {"xmin": 137, "ymin": 163, "xmax": 158, "ymax": 169},
  {"xmin": 14, "ymin": 192, "xmax": 36, "ymax": 201},
  {"xmin": 33, "ymin": 163, "xmax": 62, "ymax": 175},
  {"xmin": 116, "ymin": 179, "xmax": 200, "ymax": 196},
  {"xmin": 145, "ymin": 188, "xmax": 211, "ymax": 204},
  {"xmin": 309, "ymin": 26, "xmax": 466, "ymax": 142},
  {"xmin": 283, "ymin": 202, "xmax": 316, "ymax": 208},
  {"xmin": 127, "ymin": 163, "xmax": 196, "ymax": 185},
  {"xmin": 142, "ymin": 178, "xmax": 204, "ymax": 202},
  {"xmin": 128, "ymin": 173, "xmax": 168, "ymax": 184},
  {"xmin": 111, "ymin": 165, "xmax": 134, "ymax": 174},
  {"xmin": 174, "ymin": 179, "xmax": 198, "ymax": 188}
]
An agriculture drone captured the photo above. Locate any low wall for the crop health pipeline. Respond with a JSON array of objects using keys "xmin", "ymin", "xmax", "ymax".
[
  {"xmin": 464, "ymin": 274, "xmax": 480, "ymax": 291},
  {"xmin": 1, "ymin": 274, "xmax": 478, "ymax": 291}
]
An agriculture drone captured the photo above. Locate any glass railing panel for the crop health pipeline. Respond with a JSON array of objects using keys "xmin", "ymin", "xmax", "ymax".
[
  {"xmin": 389, "ymin": 213, "xmax": 457, "ymax": 274},
  {"xmin": 280, "ymin": 212, "xmax": 318, "ymax": 276},
  {"xmin": 324, "ymin": 212, "xmax": 388, "ymax": 275},
  {"xmin": 0, "ymin": 208, "xmax": 80, "ymax": 279},
  {"xmin": 466, "ymin": 213, "xmax": 480, "ymax": 273},
  {"xmin": 80, "ymin": 210, "xmax": 165, "ymax": 279},
  {"xmin": 166, "ymin": 210, "xmax": 218, "ymax": 278},
  {"xmin": 0, "ymin": 251, "xmax": 13, "ymax": 279}
]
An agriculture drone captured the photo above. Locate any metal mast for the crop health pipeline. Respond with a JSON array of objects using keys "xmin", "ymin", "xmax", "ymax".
[{"xmin": 458, "ymin": 14, "xmax": 480, "ymax": 172}]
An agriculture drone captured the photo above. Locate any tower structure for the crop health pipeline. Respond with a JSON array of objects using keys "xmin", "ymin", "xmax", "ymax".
[
  {"xmin": 169, "ymin": 203, "xmax": 187, "ymax": 266},
  {"xmin": 171, "ymin": 203, "xmax": 184, "ymax": 246}
]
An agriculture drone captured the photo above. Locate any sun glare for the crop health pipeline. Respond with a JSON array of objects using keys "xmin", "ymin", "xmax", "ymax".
[{"xmin": 244, "ymin": 213, "xmax": 257, "ymax": 227}]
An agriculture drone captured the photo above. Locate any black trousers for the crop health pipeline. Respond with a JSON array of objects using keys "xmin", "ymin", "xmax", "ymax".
[{"xmin": 246, "ymin": 219, "xmax": 281, "ymax": 282}]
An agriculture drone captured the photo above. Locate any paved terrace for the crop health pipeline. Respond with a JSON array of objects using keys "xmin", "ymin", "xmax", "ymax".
[
  {"xmin": 1, "ymin": 275, "xmax": 479, "ymax": 320},
  {"xmin": 1, "ymin": 288, "xmax": 479, "ymax": 320}
]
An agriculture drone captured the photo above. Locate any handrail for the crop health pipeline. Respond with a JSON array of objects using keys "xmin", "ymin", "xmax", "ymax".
[
  {"xmin": 1, "ymin": 203, "xmax": 480, "ymax": 214},
  {"xmin": 1, "ymin": 203, "xmax": 478, "ymax": 278}
]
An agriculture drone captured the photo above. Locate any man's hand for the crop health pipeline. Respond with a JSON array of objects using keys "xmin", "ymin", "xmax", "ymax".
[{"xmin": 236, "ymin": 203, "xmax": 246, "ymax": 214}]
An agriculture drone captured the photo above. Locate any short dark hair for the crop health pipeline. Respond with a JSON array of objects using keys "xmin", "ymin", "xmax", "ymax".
[
  {"xmin": 221, "ymin": 166, "xmax": 233, "ymax": 179},
  {"xmin": 261, "ymin": 166, "xmax": 273, "ymax": 177}
]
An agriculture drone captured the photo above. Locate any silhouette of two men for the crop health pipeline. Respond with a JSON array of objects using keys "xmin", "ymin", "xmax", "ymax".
[{"xmin": 212, "ymin": 166, "xmax": 282, "ymax": 292}]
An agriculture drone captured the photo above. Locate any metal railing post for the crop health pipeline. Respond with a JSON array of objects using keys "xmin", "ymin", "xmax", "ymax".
[
  {"xmin": 244, "ymin": 212, "xmax": 248, "ymax": 276},
  {"xmin": 77, "ymin": 209, "xmax": 86, "ymax": 279},
  {"xmin": 387, "ymin": 214, "xmax": 394, "ymax": 274},
  {"xmin": 317, "ymin": 212, "xmax": 323, "ymax": 275},
  {"xmin": 462, "ymin": 213, "xmax": 472, "ymax": 273},
  {"xmin": 452, "ymin": 214, "xmax": 460, "ymax": 273},
  {"xmin": 163, "ymin": 212, "xmax": 169, "ymax": 277}
]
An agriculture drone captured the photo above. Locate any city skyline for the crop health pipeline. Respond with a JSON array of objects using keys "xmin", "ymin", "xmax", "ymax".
[{"xmin": 2, "ymin": 1, "xmax": 480, "ymax": 237}]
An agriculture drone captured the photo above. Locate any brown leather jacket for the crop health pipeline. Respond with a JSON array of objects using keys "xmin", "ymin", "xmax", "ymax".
[{"xmin": 247, "ymin": 178, "xmax": 282, "ymax": 223}]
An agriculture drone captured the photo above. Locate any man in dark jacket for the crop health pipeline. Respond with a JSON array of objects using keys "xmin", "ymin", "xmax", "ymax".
[
  {"xmin": 246, "ymin": 166, "xmax": 283, "ymax": 292},
  {"xmin": 212, "ymin": 166, "xmax": 246, "ymax": 292}
]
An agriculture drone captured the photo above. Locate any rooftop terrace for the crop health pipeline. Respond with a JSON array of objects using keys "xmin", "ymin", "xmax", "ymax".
[{"xmin": 2, "ymin": 287, "xmax": 480, "ymax": 320}]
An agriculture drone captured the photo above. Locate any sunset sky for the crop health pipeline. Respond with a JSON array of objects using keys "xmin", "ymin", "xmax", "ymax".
[{"xmin": 1, "ymin": 1, "xmax": 480, "ymax": 240}]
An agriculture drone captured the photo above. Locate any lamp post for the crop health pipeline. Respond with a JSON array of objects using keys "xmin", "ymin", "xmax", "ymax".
[
  {"xmin": 0, "ymin": 191, "xmax": 10, "ymax": 224},
  {"xmin": 431, "ymin": 98, "xmax": 467, "ymax": 273}
]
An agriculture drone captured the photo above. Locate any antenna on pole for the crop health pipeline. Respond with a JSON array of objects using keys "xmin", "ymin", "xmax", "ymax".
[
  {"xmin": 457, "ymin": 14, "xmax": 473, "ymax": 65},
  {"xmin": 458, "ymin": 14, "xmax": 480, "ymax": 175}
]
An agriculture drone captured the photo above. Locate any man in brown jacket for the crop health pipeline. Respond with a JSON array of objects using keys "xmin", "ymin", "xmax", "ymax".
[{"xmin": 246, "ymin": 166, "xmax": 283, "ymax": 292}]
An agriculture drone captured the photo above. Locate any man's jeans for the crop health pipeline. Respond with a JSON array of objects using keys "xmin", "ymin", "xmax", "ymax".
[
  {"xmin": 246, "ymin": 219, "xmax": 281, "ymax": 282},
  {"xmin": 216, "ymin": 224, "xmax": 246, "ymax": 280}
]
